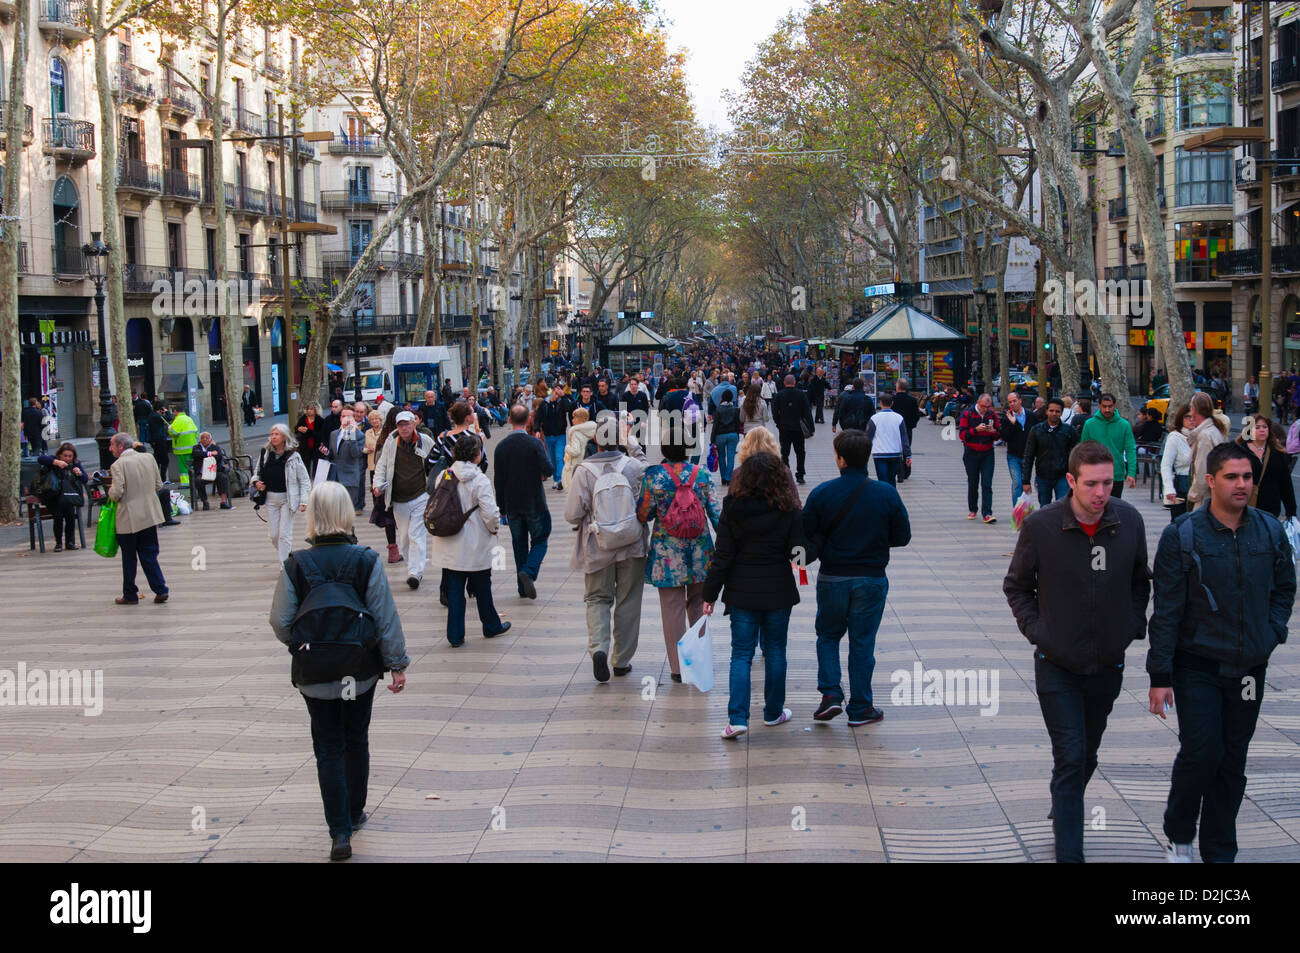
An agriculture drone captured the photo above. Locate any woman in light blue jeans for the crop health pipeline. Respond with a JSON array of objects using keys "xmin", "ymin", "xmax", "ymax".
[{"xmin": 701, "ymin": 452, "xmax": 805, "ymax": 739}]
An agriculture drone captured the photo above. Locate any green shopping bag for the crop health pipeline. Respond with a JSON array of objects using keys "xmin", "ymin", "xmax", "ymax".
[{"xmin": 94, "ymin": 500, "xmax": 119, "ymax": 558}]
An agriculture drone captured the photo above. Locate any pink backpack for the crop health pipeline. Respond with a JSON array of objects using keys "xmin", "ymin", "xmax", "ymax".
[{"xmin": 662, "ymin": 464, "xmax": 708, "ymax": 539}]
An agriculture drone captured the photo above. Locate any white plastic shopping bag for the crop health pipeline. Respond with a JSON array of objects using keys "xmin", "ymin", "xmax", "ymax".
[
  {"xmin": 677, "ymin": 615, "xmax": 714, "ymax": 692},
  {"xmin": 201, "ymin": 456, "xmax": 218, "ymax": 482},
  {"xmin": 1285, "ymin": 516, "xmax": 1300, "ymax": 565},
  {"xmin": 313, "ymin": 459, "xmax": 332, "ymax": 489}
]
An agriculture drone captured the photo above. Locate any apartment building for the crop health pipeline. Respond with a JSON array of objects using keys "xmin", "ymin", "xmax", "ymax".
[{"xmin": 5, "ymin": 2, "xmax": 325, "ymax": 435}]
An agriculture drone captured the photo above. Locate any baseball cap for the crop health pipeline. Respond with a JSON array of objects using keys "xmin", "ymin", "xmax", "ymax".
[{"xmin": 395, "ymin": 411, "xmax": 417, "ymax": 423}]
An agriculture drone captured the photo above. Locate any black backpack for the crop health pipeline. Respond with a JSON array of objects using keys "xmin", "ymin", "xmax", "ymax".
[
  {"xmin": 283, "ymin": 548, "xmax": 382, "ymax": 687},
  {"xmin": 423, "ymin": 467, "xmax": 480, "ymax": 536}
]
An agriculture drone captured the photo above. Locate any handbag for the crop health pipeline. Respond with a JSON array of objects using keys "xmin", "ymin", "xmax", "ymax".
[
  {"xmin": 93, "ymin": 501, "xmax": 119, "ymax": 558},
  {"xmin": 250, "ymin": 448, "xmax": 269, "ymax": 507},
  {"xmin": 800, "ymin": 417, "xmax": 814, "ymax": 439}
]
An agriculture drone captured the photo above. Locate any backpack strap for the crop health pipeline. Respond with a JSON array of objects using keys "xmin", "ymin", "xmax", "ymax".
[
  {"xmin": 1177, "ymin": 512, "xmax": 1218, "ymax": 613},
  {"xmin": 288, "ymin": 549, "xmax": 329, "ymax": 591}
]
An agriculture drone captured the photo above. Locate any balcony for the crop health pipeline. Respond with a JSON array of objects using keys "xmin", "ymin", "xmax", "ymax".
[
  {"xmin": 263, "ymin": 51, "xmax": 284, "ymax": 80},
  {"xmin": 294, "ymin": 138, "xmax": 316, "ymax": 159},
  {"xmin": 1129, "ymin": 263, "xmax": 1147, "ymax": 281},
  {"xmin": 198, "ymin": 99, "xmax": 233, "ymax": 127},
  {"xmin": 1275, "ymin": 152, "xmax": 1300, "ymax": 184},
  {"xmin": 162, "ymin": 168, "xmax": 202, "ymax": 203},
  {"xmin": 51, "ymin": 244, "xmax": 84, "ymax": 277},
  {"xmin": 1238, "ymin": 66, "xmax": 1263, "ymax": 104},
  {"xmin": 334, "ymin": 313, "xmax": 419, "ymax": 333},
  {"xmin": 0, "ymin": 100, "xmax": 34, "ymax": 147},
  {"xmin": 233, "ymin": 35, "xmax": 256, "ymax": 63},
  {"xmin": 1273, "ymin": 57, "xmax": 1300, "ymax": 91},
  {"xmin": 1072, "ymin": 128, "xmax": 1098, "ymax": 164},
  {"xmin": 113, "ymin": 64, "xmax": 155, "ymax": 105},
  {"xmin": 1106, "ymin": 131, "xmax": 1125, "ymax": 156},
  {"xmin": 1215, "ymin": 245, "xmax": 1300, "ymax": 277},
  {"xmin": 117, "ymin": 158, "xmax": 162, "ymax": 195},
  {"xmin": 1104, "ymin": 265, "xmax": 1129, "ymax": 281},
  {"xmin": 159, "ymin": 75, "xmax": 197, "ymax": 116},
  {"xmin": 328, "ymin": 135, "xmax": 384, "ymax": 156},
  {"xmin": 38, "ymin": 0, "xmax": 90, "ymax": 41},
  {"xmin": 1145, "ymin": 114, "xmax": 1165, "ymax": 142},
  {"xmin": 319, "ymin": 188, "xmax": 396, "ymax": 210},
  {"xmin": 41, "ymin": 118, "xmax": 95, "ymax": 162},
  {"xmin": 235, "ymin": 107, "xmax": 262, "ymax": 136},
  {"xmin": 295, "ymin": 199, "xmax": 316, "ymax": 222},
  {"xmin": 290, "ymin": 274, "xmax": 331, "ymax": 298},
  {"xmin": 1108, "ymin": 196, "xmax": 1128, "ymax": 220},
  {"xmin": 121, "ymin": 263, "xmax": 172, "ymax": 295},
  {"xmin": 224, "ymin": 182, "xmax": 268, "ymax": 215},
  {"xmin": 321, "ymin": 245, "xmax": 415, "ymax": 272}
]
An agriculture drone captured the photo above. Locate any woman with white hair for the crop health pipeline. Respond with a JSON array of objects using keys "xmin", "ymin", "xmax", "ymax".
[
  {"xmin": 253, "ymin": 422, "xmax": 313, "ymax": 561},
  {"xmin": 270, "ymin": 482, "xmax": 409, "ymax": 862}
]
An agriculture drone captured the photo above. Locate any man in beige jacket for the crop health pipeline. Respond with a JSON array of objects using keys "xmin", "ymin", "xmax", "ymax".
[
  {"xmin": 108, "ymin": 432, "xmax": 169, "ymax": 605},
  {"xmin": 564, "ymin": 415, "xmax": 649, "ymax": 682}
]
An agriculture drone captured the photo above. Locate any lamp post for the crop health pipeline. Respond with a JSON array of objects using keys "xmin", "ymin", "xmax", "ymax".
[{"xmin": 82, "ymin": 232, "xmax": 114, "ymax": 468}]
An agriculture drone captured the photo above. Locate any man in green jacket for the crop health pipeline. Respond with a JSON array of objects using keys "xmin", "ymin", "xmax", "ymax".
[
  {"xmin": 168, "ymin": 406, "xmax": 200, "ymax": 487},
  {"xmin": 1080, "ymin": 393, "xmax": 1137, "ymax": 498}
]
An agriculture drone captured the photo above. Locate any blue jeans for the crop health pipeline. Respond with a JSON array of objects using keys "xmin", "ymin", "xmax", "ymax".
[
  {"xmin": 963, "ymin": 448, "xmax": 995, "ymax": 517},
  {"xmin": 445, "ymin": 569, "xmax": 505, "ymax": 645},
  {"xmin": 1036, "ymin": 475, "xmax": 1070, "ymax": 507},
  {"xmin": 715, "ymin": 432, "xmax": 739, "ymax": 481},
  {"xmin": 728, "ymin": 607, "xmax": 790, "ymax": 726},
  {"xmin": 546, "ymin": 435, "xmax": 566, "ymax": 486},
  {"xmin": 1164, "ymin": 661, "xmax": 1266, "ymax": 862},
  {"xmin": 506, "ymin": 508, "xmax": 550, "ymax": 586},
  {"xmin": 814, "ymin": 576, "xmax": 888, "ymax": 719},
  {"xmin": 1006, "ymin": 455, "xmax": 1024, "ymax": 506},
  {"xmin": 1034, "ymin": 653, "xmax": 1123, "ymax": 862},
  {"xmin": 873, "ymin": 457, "xmax": 900, "ymax": 487},
  {"xmin": 303, "ymin": 685, "xmax": 376, "ymax": 837}
]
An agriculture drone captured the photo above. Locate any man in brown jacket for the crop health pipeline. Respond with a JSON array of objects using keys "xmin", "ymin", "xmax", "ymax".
[{"xmin": 108, "ymin": 432, "xmax": 169, "ymax": 605}]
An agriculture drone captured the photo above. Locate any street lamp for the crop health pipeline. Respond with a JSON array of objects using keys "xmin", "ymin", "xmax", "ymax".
[{"xmin": 81, "ymin": 232, "xmax": 114, "ymax": 469}]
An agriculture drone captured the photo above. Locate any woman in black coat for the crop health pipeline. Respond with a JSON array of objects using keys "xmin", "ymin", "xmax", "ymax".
[
  {"xmin": 37, "ymin": 441, "xmax": 88, "ymax": 550},
  {"xmin": 1240, "ymin": 416, "xmax": 1297, "ymax": 521},
  {"xmin": 702, "ymin": 451, "xmax": 805, "ymax": 739}
]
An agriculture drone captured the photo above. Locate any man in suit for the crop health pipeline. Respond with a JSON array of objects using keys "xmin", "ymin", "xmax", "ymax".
[
  {"xmin": 772, "ymin": 373, "xmax": 815, "ymax": 484},
  {"xmin": 108, "ymin": 432, "xmax": 169, "ymax": 605}
]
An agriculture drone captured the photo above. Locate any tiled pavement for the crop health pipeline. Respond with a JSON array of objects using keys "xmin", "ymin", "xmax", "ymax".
[{"xmin": 2, "ymin": 419, "xmax": 1298, "ymax": 863}]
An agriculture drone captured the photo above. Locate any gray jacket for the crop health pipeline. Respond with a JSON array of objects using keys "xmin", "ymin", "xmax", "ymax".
[
  {"xmin": 564, "ymin": 445, "xmax": 649, "ymax": 573},
  {"xmin": 269, "ymin": 537, "xmax": 409, "ymax": 699}
]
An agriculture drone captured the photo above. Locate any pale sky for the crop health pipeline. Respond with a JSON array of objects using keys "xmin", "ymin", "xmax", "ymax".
[{"xmin": 656, "ymin": 0, "xmax": 808, "ymax": 132}]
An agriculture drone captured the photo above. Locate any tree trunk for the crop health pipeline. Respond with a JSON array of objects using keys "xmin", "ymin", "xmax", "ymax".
[
  {"xmin": 414, "ymin": 192, "xmax": 438, "ymax": 346},
  {"xmin": 0, "ymin": 4, "xmax": 30, "ymax": 522},
  {"xmin": 529, "ymin": 244, "xmax": 542, "ymax": 384},
  {"xmin": 93, "ymin": 30, "xmax": 132, "ymax": 441},
  {"xmin": 208, "ymin": 34, "xmax": 244, "ymax": 458}
]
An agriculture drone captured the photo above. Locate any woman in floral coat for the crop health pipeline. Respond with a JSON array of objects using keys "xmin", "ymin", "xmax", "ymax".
[{"xmin": 637, "ymin": 430, "xmax": 721, "ymax": 681}]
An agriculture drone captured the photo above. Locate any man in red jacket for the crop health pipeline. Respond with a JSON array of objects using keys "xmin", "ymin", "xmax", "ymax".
[{"xmin": 959, "ymin": 393, "xmax": 1001, "ymax": 523}]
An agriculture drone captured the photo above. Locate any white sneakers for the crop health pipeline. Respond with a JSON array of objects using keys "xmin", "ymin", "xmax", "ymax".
[{"xmin": 1166, "ymin": 843, "xmax": 1195, "ymax": 863}]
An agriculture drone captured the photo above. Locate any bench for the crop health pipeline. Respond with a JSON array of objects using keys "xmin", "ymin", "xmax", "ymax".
[{"xmin": 24, "ymin": 494, "xmax": 87, "ymax": 553}]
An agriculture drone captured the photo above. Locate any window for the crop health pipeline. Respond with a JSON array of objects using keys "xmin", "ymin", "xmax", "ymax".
[
  {"xmin": 122, "ymin": 216, "xmax": 140, "ymax": 266},
  {"xmin": 349, "ymin": 165, "xmax": 372, "ymax": 198},
  {"xmin": 1176, "ymin": 71, "xmax": 1231, "ymax": 130},
  {"xmin": 50, "ymin": 57, "xmax": 67, "ymax": 115},
  {"xmin": 353, "ymin": 281, "xmax": 375, "ymax": 326},
  {"xmin": 167, "ymin": 222, "xmax": 183, "ymax": 269},
  {"xmin": 205, "ymin": 228, "xmax": 217, "ymax": 277},
  {"xmin": 1175, "ymin": 5, "xmax": 1230, "ymax": 58},
  {"xmin": 349, "ymin": 220, "xmax": 372, "ymax": 260},
  {"xmin": 268, "ymin": 236, "xmax": 279, "ymax": 278},
  {"xmin": 1174, "ymin": 221, "xmax": 1230, "ymax": 281},
  {"xmin": 238, "ymin": 233, "xmax": 251, "ymax": 277},
  {"xmin": 1175, "ymin": 147, "xmax": 1232, "ymax": 206}
]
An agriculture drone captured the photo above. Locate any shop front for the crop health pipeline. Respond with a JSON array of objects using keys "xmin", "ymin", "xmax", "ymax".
[
  {"xmin": 831, "ymin": 302, "xmax": 968, "ymax": 397},
  {"xmin": 17, "ymin": 298, "xmax": 92, "ymax": 438}
]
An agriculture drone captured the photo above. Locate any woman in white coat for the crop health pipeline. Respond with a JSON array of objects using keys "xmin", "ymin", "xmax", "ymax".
[
  {"xmin": 253, "ymin": 423, "xmax": 313, "ymax": 561},
  {"xmin": 428, "ymin": 434, "xmax": 512, "ymax": 646},
  {"xmin": 1160, "ymin": 402, "xmax": 1193, "ymax": 521}
]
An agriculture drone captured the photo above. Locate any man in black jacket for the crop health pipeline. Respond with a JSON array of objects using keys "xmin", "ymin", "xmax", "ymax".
[
  {"xmin": 1147, "ymin": 442, "xmax": 1296, "ymax": 863},
  {"xmin": 594, "ymin": 378, "xmax": 619, "ymax": 414},
  {"xmin": 891, "ymin": 379, "xmax": 921, "ymax": 459},
  {"xmin": 772, "ymin": 374, "xmax": 815, "ymax": 484},
  {"xmin": 1001, "ymin": 391, "xmax": 1032, "ymax": 510},
  {"xmin": 807, "ymin": 366, "xmax": 829, "ymax": 423},
  {"xmin": 494, "ymin": 404, "xmax": 555, "ymax": 599},
  {"xmin": 536, "ymin": 387, "xmax": 573, "ymax": 491},
  {"xmin": 22, "ymin": 398, "xmax": 48, "ymax": 454},
  {"xmin": 621, "ymin": 377, "xmax": 651, "ymax": 444},
  {"xmin": 831, "ymin": 378, "xmax": 874, "ymax": 433},
  {"xmin": 1003, "ymin": 441, "xmax": 1151, "ymax": 863},
  {"xmin": 1022, "ymin": 397, "xmax": 1078, "ymax": 505}
]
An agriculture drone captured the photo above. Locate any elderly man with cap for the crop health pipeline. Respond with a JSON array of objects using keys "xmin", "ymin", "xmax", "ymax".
[{"xmin": 372, "ymin": 410, "xmax": 438, "ymax": 590}]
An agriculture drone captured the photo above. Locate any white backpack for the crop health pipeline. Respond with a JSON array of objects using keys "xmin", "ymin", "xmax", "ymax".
[{"xmin": 583, "ymin": 457, "xmax": 641, "ymax": 551}]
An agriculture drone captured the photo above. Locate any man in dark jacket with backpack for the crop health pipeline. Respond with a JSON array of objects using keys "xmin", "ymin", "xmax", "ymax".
[
  {"xmin": 1003, "ymin": 440, "xmax": 1151, "ymax": 863},
  {"xmin": 803, "ymin": 430, "xmax": 910, "ymax": 728},
  {"xmin": 831, "ymin": 378, "xmax": 874, "ymax": 433},
  {"xmin": 493, "ymin": 404, "xmax": 554, "ymax": 599},
  {"xmin": 1147, "ymin": 442, "xmax": 1296, "ymax": 863}
]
